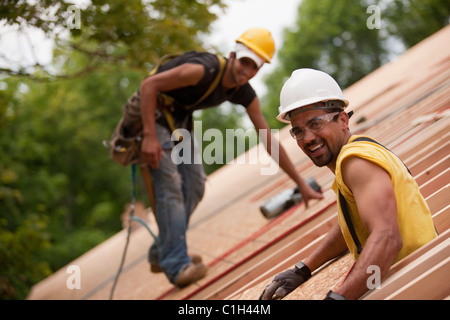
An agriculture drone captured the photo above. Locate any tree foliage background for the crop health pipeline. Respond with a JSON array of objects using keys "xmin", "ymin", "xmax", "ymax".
[
  {"xmin": 0, "ymin": 0, "xmax": 226, "ymax": 299},
  {"xmin": 260, "ymin": 0, "xmax": 449, "ymax": 128},
  {"xmin": 0, "ymin": 0, "xmax": 448, "ymax": 299}
]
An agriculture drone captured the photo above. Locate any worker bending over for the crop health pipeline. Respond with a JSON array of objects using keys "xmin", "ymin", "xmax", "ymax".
[
  {"xmin": 125, "ymin": 29, "xmax": 323, "ymax": 287},
  {"xmin": 260, "ymin": 68, "xmax": 437, "ymax": 300}
]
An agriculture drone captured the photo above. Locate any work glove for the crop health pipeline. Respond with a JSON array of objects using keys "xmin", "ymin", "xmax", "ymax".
[{"xmin": 259, "ymin": 261, "xmax": 311, "ymax": 300}]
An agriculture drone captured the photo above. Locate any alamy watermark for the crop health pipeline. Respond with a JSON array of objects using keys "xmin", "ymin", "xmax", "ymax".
[
  {"xmin": 366, "ymin": 5, "xmax": 381, "ymax": 30},
  {"xmin": 171, "ymin": 121, "xmax": 280, "ymax": 176},
  {"xmin": 66, "ymin": 5, "xmax": 81, "ymax": 30},
  {"xmin": 367, "ymin": 265, "xmax": 381, "ymax": 290},
  {"xmin": 66, "ymin": 265, "xmax": 81, "ymax": 289}
]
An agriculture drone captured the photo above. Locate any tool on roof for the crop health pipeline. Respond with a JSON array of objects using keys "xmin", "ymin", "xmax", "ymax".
[{"xmin": 260, "ymin": 177, "xmax": 321, "ymax": 219}]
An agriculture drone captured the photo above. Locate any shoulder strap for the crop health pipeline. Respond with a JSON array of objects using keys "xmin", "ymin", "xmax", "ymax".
[
  {"xmin": 149, "ymin": 54, "xmax": 227, "ymax": 140},
  {"xmin": 339, "ymin": 190, "xmax": 363, "ymax": 255},
  {"xmin": 149, "ymin": 53, "xmax": 227, "ymax": 109},
  {"xmin": 338, "ymin": 136, "xmax": 410, "ymax": 255},
  {"xmin": 352, "ymin": 137, "xmax": 412, "ymax": 175},
  {"xmin": 148, "ymin": 54, "xmax": 180, "ymax": 76},
  {"xmin": 185, "ymin": 54, "xmax": 227, "ymax": 109}
]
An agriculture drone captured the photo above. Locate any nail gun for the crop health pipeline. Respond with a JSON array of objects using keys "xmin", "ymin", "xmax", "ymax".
[{"xmin": 260, "ymin": 177, "xmax": 321, "ymax": 219}]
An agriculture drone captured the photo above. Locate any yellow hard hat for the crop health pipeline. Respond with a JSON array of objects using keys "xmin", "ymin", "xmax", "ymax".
[{"xmin": 236, "ymin": 28, "xmax": 275, "ymax": 64}]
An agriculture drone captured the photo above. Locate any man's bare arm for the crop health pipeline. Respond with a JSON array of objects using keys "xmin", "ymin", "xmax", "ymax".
[
  {"xmin": 334, "ymin": 156, "xmax": 403, "ymax": 299},
  {"xmin": 139, "ymin": 63, "xmax": 204, "ymax": 168}
]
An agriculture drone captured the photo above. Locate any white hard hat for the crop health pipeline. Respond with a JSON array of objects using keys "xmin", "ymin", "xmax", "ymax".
[{"xmin": 277, "ymin": 68, "xmax": 349, "ymax": 123}]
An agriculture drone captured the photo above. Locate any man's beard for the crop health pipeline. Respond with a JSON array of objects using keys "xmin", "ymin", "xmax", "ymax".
[
  {"xmin": 230, "ymin": 59, "xmax": 247, "ymax": 86},
  {"xmin": 304, "ymin": 138, "xmax": 335, "ymax": 167}
]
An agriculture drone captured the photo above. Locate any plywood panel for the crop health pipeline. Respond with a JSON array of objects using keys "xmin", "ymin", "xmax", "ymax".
[
  {"xmin": 387, "ymin": 257, "xmax": 450, "ymax": 300},
  {"xmin": 363, "ymin": 230, "xmax": 450, "ymax": 300}
]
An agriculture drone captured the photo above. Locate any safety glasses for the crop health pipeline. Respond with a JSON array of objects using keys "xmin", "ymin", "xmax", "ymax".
[{"xmin": 289, "ymin": 112, "xmax": 341, "ymax": 140}]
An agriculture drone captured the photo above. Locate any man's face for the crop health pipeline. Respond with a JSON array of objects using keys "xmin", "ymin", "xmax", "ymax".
[
  {"xmin": 230, "ymin": 56, "xmax": 259, "ymax": 86},
  {"xmin": 291, "ymin": 108, "xmax": 349, "ymax": 169}
]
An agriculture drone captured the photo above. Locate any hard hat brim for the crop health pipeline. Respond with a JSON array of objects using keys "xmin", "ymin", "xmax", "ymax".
[
  {"xmin": 235, "ymin": 43, "xmax": 265, "ymax": 68},
  {"xmin": 237, "ymin": 39, "xmax": 272, "ymax": 63},
  {"xmin": 276, "ymin": 98, "xmax": 349, "ymax": 123}
]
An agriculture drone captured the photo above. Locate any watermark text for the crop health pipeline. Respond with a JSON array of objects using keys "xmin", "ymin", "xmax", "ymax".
[
  {"xmin": 366, "ymin": 5, "xmax": 381, "ymax": 30},
  {"xmin": 171, "ymin": 121, "xmax": 280, "ymax": 175},
  {"xmin": 66, "ymin": 265, "xmax": 81, "ymax": 289},
  {"xmin": 366, "ymin": 265, "xmax": 381, "ymax": 290},
  {"xmin": 66, "ymin": 5, "xmax": 81, "ymax": 29}
]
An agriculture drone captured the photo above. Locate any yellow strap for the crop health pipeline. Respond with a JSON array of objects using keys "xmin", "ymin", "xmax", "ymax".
[
  {"xmin": 149, "ymin": 54, "xmax": 180, "ymax": 76},
  {"xmin": 151, "ymin": 53, "xmax": 226, "ymax": 109},
  {"xmin": 161, "ymin": 109, "xmax": 184, "ymax": 141},
  {"xmin": 151, "ymin": 54, "xmax": 227, "ymax": 141},
  {"xmin": 185, "ymin": 54, "xmax": 227, "ymax": 109}
]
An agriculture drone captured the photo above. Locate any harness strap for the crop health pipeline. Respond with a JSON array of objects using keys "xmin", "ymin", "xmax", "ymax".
[
  {"xmin": 149, "ymin": 54, "xmax": 180, "ymax": 76},
  {"xmin": 339, "ymin": 189, "xmax": 363, "ymax": 255},
  {"xmin": 184, "ymin": 54, "xmax": 227, "ymax": 109},
  {"xmin": 151, "ymin": 54, "xmax": 227, "ymax": 140},
  {"xmin": 338, "ymin": 136, "xmax": 412, "ymax": 255},
  {"xmin": 350, "ymin": 136, "xmax": 412, "ymax": 175}
]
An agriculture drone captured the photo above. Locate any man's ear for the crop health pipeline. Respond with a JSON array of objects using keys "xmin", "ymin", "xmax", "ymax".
[{"xmin": 339, "ymin": 111, "xmax": 350, "ymax": 130}]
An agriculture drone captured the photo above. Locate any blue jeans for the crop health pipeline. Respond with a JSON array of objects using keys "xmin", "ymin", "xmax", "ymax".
[{"xmin": 148, "ymin": 123, "xmax": 206, "ymax": 284}]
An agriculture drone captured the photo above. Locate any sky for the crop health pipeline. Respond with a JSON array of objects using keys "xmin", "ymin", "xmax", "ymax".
[
  {"xmin": 0, "ymin": 0, "xmax": 302, "ymax": 95},
  {"xmin": 208, "ymin": 0, "xmax": 301, "ymax": 52}
]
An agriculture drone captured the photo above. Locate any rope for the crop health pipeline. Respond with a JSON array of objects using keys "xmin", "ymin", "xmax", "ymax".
[{"xmin": 109, "ymin": 164, "xmax": 157, "ymax": 300}]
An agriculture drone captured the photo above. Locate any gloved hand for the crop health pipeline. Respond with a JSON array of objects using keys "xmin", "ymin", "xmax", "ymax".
[{"xmin": 259, "ymin": 261, "xmax": 311, "ymax": 300}]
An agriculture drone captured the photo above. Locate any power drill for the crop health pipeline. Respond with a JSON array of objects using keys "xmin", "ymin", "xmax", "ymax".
[{"xmin": 260, "ymin": 177, "xmax": 321, "ymax": 219}]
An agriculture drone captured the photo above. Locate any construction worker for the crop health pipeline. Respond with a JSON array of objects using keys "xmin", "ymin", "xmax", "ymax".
[
  {"xmin": 135, "ymin": 30, "xmax": 323, "ymax": 287},
  {"xmin": 260, "ymin": 68, "xmax": 437, "ymax": 300}
]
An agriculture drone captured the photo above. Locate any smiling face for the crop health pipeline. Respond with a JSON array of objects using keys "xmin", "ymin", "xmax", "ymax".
[
  {"xmin": 290, "ymin": 108, "xmax": 351, "ymax": 171},
  {"xmin": 230, "ymin": 55, "xmax": 259, "ymax": 86}
]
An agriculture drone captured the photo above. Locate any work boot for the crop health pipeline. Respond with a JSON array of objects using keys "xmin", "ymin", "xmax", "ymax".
[
  {"xmin": 175, "ymin": 262, "xmax": 208, "ymax": 287},
  {"xmin": 150, "ymin": 254, "xmax": 203, "ymax": 273}
]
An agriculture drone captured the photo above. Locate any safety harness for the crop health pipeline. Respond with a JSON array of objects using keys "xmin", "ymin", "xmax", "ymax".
[
  {"xmin": 150, "ymin": 53, "xmax": 227, "ymax": 141},
  {"xmin": 338, "ymin": 136, "xmax": 412, "ymax": 255},
  {"xmin": 108, "ymin": 53, "xmax": 227, "ymax": 166}
]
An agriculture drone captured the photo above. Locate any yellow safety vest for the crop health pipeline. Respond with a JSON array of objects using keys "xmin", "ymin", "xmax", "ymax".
[{"xmin": 332, "ymin": 135, "xmax": 437, "ymax": 263}]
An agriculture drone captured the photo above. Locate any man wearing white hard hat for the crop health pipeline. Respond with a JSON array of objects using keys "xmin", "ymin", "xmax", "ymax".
[
  {"xmin": 117, "ymin": 30, "xmax": 323, "ymax": 287},
  {"xmin": 260, "ymin": 68, "xmax": 437, "ymax": 300}
]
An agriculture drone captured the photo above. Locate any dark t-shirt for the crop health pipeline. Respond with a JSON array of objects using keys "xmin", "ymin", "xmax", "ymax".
[{"xmin": 156, "ymin": 51, "xmax": 256, "ymax": 122}]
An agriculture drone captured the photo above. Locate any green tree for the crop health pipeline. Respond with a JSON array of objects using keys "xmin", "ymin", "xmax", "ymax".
[
  {"xmin": 0, "ymin": 0, "xmax": 227, "ymax": 299},
  {"xmin": 384, "ymin": 0, "xmax": 450, "ymax": 48},
  {"xmin": 194, "ymin": 103, "xmax": 255, "ymax": 175},
  {"xmin": 0, "ymin": 0, "xmax": 225, "ymax": 78},
  {"xmin": 261, "ymin": 0, "xmax": 449, "ymax": 129},
  {"xmin": 0, "ymin": 66, "xmax": 144, "ymax": 298},
  {"xmin": 262, "ymin": 0, "xmax": 389, "ymax": 129}
]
